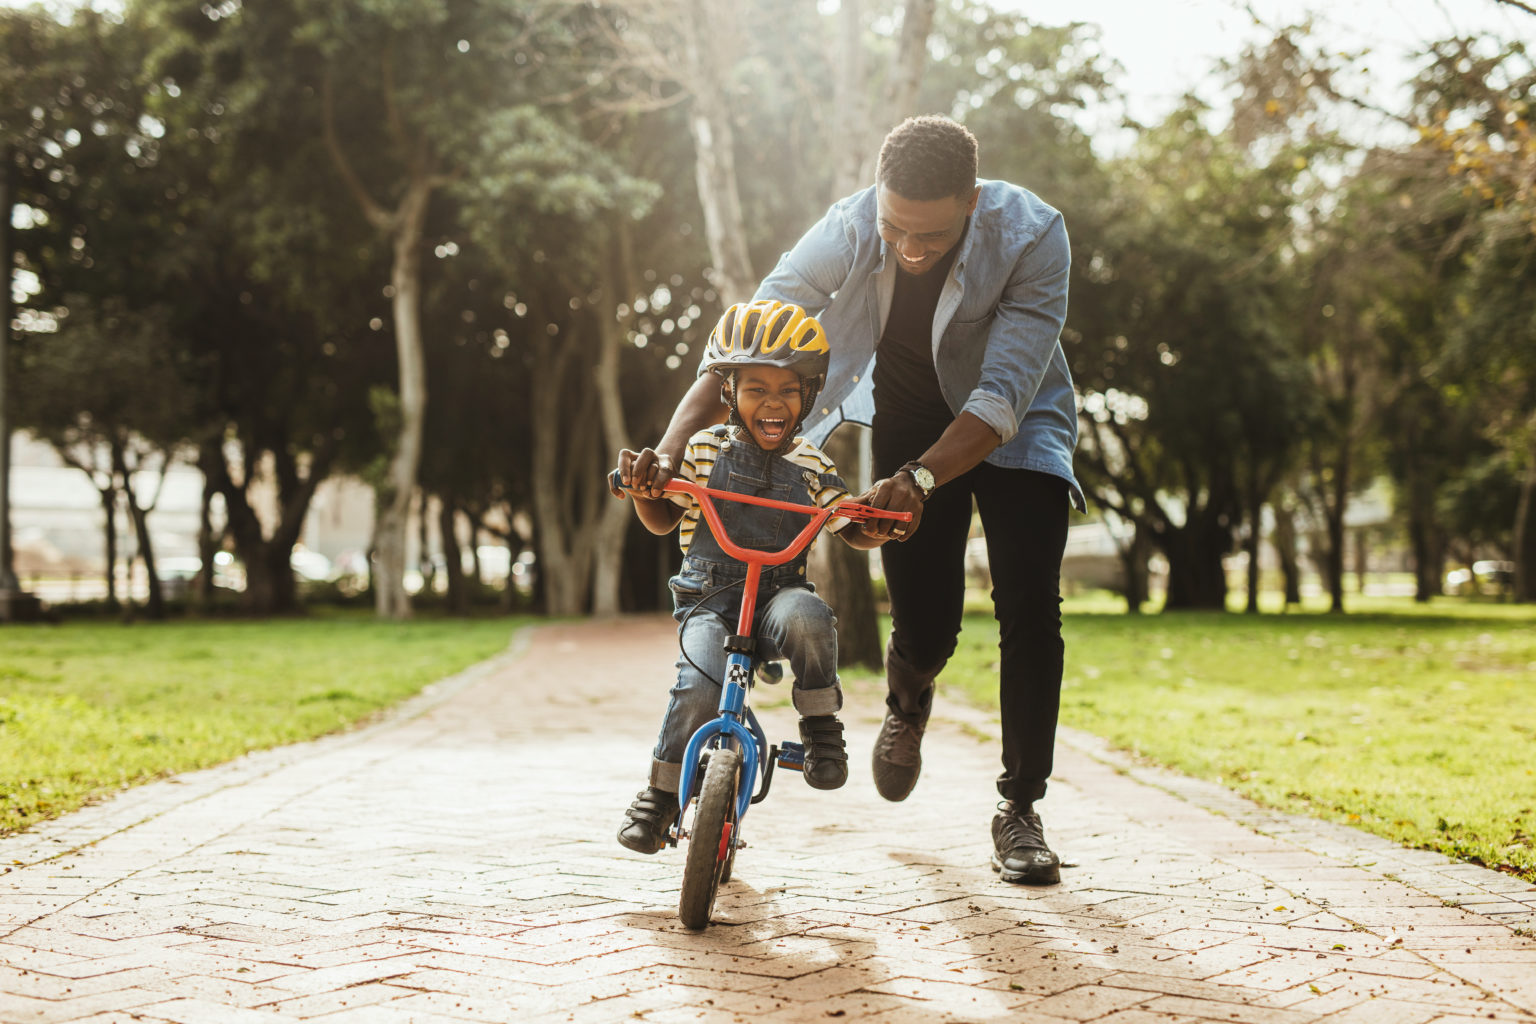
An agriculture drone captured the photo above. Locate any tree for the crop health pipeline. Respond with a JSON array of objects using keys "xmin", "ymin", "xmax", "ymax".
[
  {"xmin": 1072, "ymin": 97, "xmax": 1316, "ymax": 610},
  {"xmin": 1403, "ymin": 35, "xmax": 1536, "ymax": 601},
  {"xmin": 4, "ymin": 6, "xmax": 205, "ymax": 617},
  {"xmin": 811, "ymin": 0, "xmax": 938, "ymax": 668}
]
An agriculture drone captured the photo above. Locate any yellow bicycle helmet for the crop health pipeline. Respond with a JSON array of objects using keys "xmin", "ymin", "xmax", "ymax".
[{"xmin": 701, "ymin": 301, "xmax": 830, "ymax": 437}]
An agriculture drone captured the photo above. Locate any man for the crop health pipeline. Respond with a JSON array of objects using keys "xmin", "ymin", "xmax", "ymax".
[{"xmin": 627, "ymin": 115, "xmax": 1082, "ymax": 884}]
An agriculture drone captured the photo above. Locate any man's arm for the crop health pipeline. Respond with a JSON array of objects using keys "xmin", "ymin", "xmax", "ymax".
[
  {"xmin": 855, "ymin": 412, "xmax": 1002, "ymax": 540},
  {"xmin": 860, "ymin": 211, "xmax": 1070, "ymax": 540},
  {"xmin": 614, "ymin": 375, "xmax": 727, "ymax": 500}
]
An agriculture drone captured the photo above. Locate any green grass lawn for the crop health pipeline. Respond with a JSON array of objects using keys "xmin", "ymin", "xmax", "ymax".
[
  {"xmin": 0, "ymin": 612, "xmax": 524, "ymax": 835},
  {"xmin": 6, "ymin": 597, "xmax": 1533, "ymax": 884},
  {"xmin": 935, "ymin": 594, "xmax": 1536, "ymax": 881}
]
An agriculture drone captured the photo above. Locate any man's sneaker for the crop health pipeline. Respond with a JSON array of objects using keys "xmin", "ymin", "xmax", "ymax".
[
  {"xmin": 990, "ymin": 800, "xmax": 1061, "ymax": 885},
  {"xmin": 617, "ymin": 787, "xmax": 679, "ymax": 854},
  {"xmin": 799, "ymin": 715, "xmax": 848, "ymax": 790},
  {"xmin": 871, "ymin": 708, "xmax": 927, "ymax": 801}
]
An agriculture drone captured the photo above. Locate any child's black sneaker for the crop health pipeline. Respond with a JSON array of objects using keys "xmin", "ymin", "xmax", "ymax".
[
  {"xmin": 617, "ymin": 787, "xmax": 679, "ymax": 854},
  {"xmin": 799, "ymin": 715, "xmax": 848, "ymax": 790}
]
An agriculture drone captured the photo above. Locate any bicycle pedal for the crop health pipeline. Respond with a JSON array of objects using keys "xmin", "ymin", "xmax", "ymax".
[{"xmin": 776, "ymin": 741, "xmax": 805, "ymax": 771}]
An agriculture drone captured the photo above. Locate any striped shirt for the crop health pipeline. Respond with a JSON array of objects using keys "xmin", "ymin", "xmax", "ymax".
[{"xmin": 671, "ymin": 429, "xmax": 852, "ymax": 553}]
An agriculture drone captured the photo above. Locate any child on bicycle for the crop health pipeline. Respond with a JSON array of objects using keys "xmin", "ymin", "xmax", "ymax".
[{"xmin": 611, "ymin": 299, "xmax": 888, "ymax": 854}]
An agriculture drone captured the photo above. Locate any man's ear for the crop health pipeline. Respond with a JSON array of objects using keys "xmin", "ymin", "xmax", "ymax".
[{"xmin": 965, "ymin": 184, "xmax": 981, "ymax": 216}]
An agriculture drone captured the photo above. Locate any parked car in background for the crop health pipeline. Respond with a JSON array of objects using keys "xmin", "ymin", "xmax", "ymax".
[{"xmin": 1444, "ymin": 560, "xmax": 1516, "ymax": 595}]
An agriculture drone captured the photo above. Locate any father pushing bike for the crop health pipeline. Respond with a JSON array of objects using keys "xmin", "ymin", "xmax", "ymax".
[{"xmin": 627, "ymin": 115, "xmax": 1084, "ymax": 885}]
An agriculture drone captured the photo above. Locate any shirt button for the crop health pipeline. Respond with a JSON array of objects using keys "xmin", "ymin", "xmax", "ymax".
[{"xmin": 852, "ymin": 375, "xmax": 860, "ymax": 382}]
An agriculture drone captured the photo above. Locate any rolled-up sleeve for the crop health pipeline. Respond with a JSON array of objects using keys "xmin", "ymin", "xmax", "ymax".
[
  {"xmin": 961, "ymin": 214, "xmax": 1070, "ymax": 442},
  {"xmin": 752, "ymin": 204, "xmax": 856, "ymax": 318}
]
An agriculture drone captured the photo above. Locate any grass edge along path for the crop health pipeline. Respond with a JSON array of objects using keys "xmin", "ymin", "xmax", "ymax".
[
  {"xmin": 0, "ymin": 613, "xmax": 527, "ymax": 836},
  {"xmin": 930, "ymin": 596, "xmax": 1536, "ymax": 884}
]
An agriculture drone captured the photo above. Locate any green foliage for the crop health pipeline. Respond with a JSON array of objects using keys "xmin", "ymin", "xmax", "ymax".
[
  {"xmin": 0, "ymin": 614, "xmax": 523, "ymax": 834},
  {"xmin": 936, "ymin": 601, "xmax": 1536, "ymax": 879},
  {"xmin": 6, "ymin": 0, "xmax": 1533, "ymax": 615}
]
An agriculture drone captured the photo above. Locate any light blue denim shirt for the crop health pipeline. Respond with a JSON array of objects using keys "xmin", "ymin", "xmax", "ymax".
[{"xmin": 749, "ymin": 179, "xmax": 1084, "ymax": 511}]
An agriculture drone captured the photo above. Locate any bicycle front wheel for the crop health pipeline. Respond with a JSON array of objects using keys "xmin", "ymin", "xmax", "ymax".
[{"xmin": 678, "ymin": 746, "xmax": 741, "ymax": 930}]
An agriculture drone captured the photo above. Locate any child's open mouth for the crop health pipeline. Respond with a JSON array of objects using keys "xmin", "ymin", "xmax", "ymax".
[{"xmin": 755, "ymin": 417, "xmax": 788, "ymax": 444}]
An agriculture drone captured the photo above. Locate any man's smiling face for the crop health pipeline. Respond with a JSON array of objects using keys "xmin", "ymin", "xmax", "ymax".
[
  {"xmin": 732, "ymin": 365, "xmax": 804, "ymax": 451},
  {"xmin": 876, "ymin": 184, "xmax": 979, "ymax": 276}
]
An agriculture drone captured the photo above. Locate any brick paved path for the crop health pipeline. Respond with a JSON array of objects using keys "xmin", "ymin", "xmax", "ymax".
[{"xmin": 3, "ymin": 616, "xmax": 1534, "ymax": 1024}]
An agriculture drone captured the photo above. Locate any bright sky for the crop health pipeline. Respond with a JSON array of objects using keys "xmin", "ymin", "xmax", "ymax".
[
  {"xmin": 6, "ymin": 0, "xmax": 1530, "ymax": 131},
  {"xmin": 1002, "ymin": 0, "xmax": 1532, "ymax": 125}
]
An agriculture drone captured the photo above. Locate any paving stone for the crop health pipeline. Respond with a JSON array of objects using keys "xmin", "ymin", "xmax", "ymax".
[{"xmin": 1, "ymin": 617, "xmax": 1533, "ymax": 1024}]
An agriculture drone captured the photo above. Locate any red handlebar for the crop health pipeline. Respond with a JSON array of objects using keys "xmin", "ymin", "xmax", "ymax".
[{"xmin": 609, "ymin": 470, "xmax": 911, "ymax": 567}]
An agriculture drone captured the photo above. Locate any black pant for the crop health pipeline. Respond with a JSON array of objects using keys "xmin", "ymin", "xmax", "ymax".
[{"xmin": 874, "ymin": 425, "xmax": 1069, "ymax": 805}]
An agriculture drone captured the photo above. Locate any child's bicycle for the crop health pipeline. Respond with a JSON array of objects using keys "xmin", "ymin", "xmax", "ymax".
[{"xmin": 610, "ymin": 470, "xmax": 911, "ymax": 930}]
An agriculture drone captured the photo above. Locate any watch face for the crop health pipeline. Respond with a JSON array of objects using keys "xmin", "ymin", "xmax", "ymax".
[{"xmin": 908, "ymin": 465, "xmax": 935, "ymax": 495}]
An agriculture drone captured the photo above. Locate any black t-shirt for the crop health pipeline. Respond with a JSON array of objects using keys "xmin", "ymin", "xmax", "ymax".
[{"xmin": 872, "ymin": 228, "xmax": 965, "ymax": 436}]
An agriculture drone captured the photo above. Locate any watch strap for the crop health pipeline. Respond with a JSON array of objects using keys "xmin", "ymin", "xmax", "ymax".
[{"xmin": 898, "ymin": 461, "xmax": 935, "ymax": 501}]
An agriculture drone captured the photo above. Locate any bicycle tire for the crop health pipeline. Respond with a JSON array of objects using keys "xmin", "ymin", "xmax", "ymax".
[
  {"xmin": 720, "ymin": 826, "xmax": 739, "ymax": 885},
  {"xmin": 678, "ymin": 746, "xmax": 741, "ymax": 930}
]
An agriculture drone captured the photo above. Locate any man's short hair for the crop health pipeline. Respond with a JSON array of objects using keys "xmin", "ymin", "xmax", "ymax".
[{"xmin": 876, "ymin": 115, "xmax": 978, "ymax": 201}]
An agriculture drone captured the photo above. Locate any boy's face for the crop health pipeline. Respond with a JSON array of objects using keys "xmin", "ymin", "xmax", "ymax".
[{"xmin": 732, "ymin": 365, "xmax": 804, "ymax": 451}]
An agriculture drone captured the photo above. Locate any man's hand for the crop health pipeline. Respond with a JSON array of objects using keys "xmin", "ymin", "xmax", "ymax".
[
  {"xmin": 855, "ymin": 472, "xmax": 926, "ymax": 542},
  {"xmin": 613, "ymin": 448, "xmax": 676, "ymax": 500}
]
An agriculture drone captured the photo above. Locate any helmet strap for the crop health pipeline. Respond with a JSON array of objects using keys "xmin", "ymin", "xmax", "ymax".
[{"xmin": 721, "ymin": 373, "xmax": 744, "ymax": 428}]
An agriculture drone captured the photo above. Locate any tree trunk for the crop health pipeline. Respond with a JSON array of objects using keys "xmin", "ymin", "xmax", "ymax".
[
  {"xmin": 112, "ymin": 439, "xmax": 165, "ymax": 621},
  {"xmin": 829, "ymin": 0, "xmax": 871, "ymax": 194},
  {"xmin": 1243, "ymin": 489, "xmax": 1263, "ymax": 615},
  {"xmin": 243, "ymin": 542, "xmax": 296, "ymax": 617},
  {"xmin": 467, "ymin": 512, "xmax": 483, "ymax": 585},
  {"xmin": 884, "ymin": 0, "xmax": 938, "ymax": 118},
  {"xmin": 100, "ymin": 484, "xmax": 119, "ymax": 607},
  {"xmin": 1116, "ymin": 521, "xmax": 1150, "ymax": 614},
  {"xmin": 1324, "ymin": 486, "xmax": 1347, "ymax": 613},
  {"xmin": 808, "ymin": 429, "xmax": 883, "ymax": 668},
  {"xmin": 418, "ymin": 490, "xmax": 435, "ymax": 596},
  {"xmin": 806, "ymin": 0, "xmax": 939, "ymax": 664},
  {"xmin": 530, "ymin": 338, "xmax": 594, "ymax": 617},
  {"xmin": 682, "ymin": 0, "xmax": 755, "ymax": 305},
  {"xmin": 439, "ymin": 498, "xmax": 466, "ymax": 613},
  {"xmin": 374, "ymin": 175, "xmax": 432, "ymax": 620},
  {"xmin": 0, "ymin": 140, "xmax": 17, "ymax": 599},
  {"xmin": 203, "ymin": 438, "xmax": 327, "ymax": 616},
  {"xmin": 1514, "ymin": 442, "xmax": 1536, "ymax": 604},
  {"xmin": 591, "ymin": 226, "xmax": 642, "ymax": 616},
  {"xmin": 1310, "ymin": 436, "xmax": 1351, "ymax": 614},
  {"xmin": 1271, "ymin": 499, "xmax": 1302, "ymax": 607},
  {"xmin": 195, "ymin": 467, "xmax": 219, "ymax": 606},
  {"xmin": 1160, "ymin": 513, "xmax": 1229, "ymax": 611}
]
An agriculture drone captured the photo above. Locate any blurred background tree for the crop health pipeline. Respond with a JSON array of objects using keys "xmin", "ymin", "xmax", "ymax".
[{"xmin": 3, "ymin": 0, "xmax": 1532, "ymax": 626}]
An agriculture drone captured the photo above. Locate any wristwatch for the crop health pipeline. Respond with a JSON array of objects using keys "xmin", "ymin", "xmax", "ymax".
[{"xmin": 899, "ymin": 461, "xmax": 936, "ymax": 501}]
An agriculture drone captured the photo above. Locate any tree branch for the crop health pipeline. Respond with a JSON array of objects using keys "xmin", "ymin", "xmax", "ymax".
[{"xmin": 322, "ymin": 66, "xmax": 394, "ymax": 230}]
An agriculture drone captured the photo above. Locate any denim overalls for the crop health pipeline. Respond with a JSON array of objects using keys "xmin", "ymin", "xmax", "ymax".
[{"xmin": 648, "ymin": 426, "xmax": 844, "ymax": 792}]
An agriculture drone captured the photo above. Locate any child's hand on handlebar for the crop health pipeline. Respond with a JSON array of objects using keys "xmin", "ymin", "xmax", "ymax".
[{"xmin": 613, "ymin": 448, "xmax": 677, "ymax": 500}]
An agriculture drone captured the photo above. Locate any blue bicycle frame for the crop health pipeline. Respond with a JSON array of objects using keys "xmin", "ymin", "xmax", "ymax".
[{"xmin": 611, "ymin": 470, "xmax": 909, "ymax": 846}]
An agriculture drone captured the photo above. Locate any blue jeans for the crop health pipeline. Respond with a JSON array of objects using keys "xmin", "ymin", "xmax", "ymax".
[{"xmin": 649, "ymin": 585, "xmax": 841, "ymax": 792}]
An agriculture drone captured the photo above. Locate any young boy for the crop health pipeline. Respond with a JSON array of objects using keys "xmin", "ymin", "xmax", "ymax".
[{"xmin": 611, "ymin": 300, "xmax": 887, "ymax": 854}]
